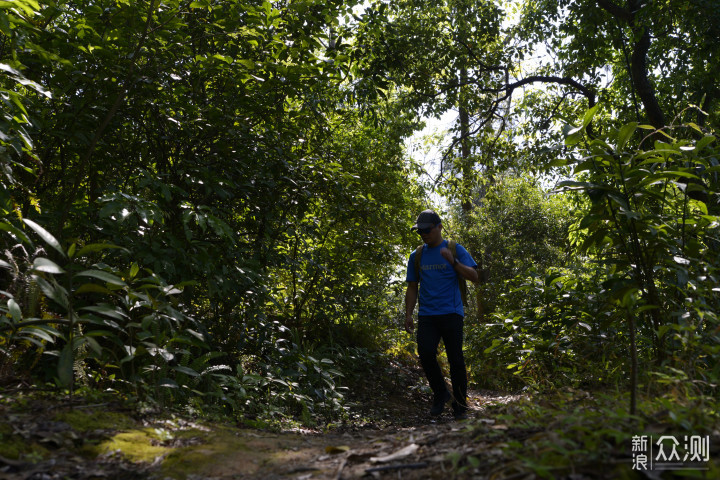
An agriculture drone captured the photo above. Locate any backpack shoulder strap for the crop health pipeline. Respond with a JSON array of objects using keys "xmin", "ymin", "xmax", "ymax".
[
  {"xmin": 413, "ymin": 244, "xmax": 424, "ymax": 282},
  {"xmin": 447, "ymin": 240, "xmax": 469, "ymax": 306}
]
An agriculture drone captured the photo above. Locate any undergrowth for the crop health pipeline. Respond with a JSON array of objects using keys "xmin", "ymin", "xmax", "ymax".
[{"xmin": 454, "ymin": 387, "xmax": 720, "ymax": 479}]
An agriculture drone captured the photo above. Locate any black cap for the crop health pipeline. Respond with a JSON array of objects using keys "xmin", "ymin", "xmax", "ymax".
[{"xmin": 411, "ymin": 210, "xmax": 441, "ymax": 230}]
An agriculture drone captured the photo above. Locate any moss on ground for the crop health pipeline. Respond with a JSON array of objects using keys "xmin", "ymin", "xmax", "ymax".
[
  {"xmin": 0, "ymin": 421, "xmax": 51, "ymax": 460},
  {"xmin": 158, "ymin": 426, "xmax": 320, "ymax": 479},
  {"xmin": 54, "ymin": 409, "xmax": 135, "ymax": 432},
  {"xmin": 160, "ymin": 428, "xmax": 249, "ymax": 478},
  {"xmin": 92, "ymin": 429, "xmax": 171, "ymax": 463}
]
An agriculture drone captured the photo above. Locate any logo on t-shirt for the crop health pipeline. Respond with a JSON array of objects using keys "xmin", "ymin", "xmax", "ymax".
[{"xmin": 421, "ymin": 264, "xmax": 448, "ymax": 271}]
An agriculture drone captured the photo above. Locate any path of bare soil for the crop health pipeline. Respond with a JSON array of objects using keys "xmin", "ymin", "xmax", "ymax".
[
  {"xmin": 0, "ymin": 360, "xmax": 532, "ymax": 480},
  {"xmin": 229, "ymin": 389, "xmax": 526, "ymax": 480}
]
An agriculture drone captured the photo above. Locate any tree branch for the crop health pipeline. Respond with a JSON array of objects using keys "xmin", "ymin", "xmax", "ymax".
[{"xmin": 506, "ymin": 75, "xmax": 596, "ymax": 107}]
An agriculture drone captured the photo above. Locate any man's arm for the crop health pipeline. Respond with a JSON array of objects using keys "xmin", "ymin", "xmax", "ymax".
[
  {"xmin": 454, "ymin": 261, "xmax": 479, "ymax": 283},
  {"xmin": 441, "ymin": 248, "xmax": 479, "ymax": 283},
  {"xmin": 404, "ymin": 282, "xmax": 418, "ymax": 333}
]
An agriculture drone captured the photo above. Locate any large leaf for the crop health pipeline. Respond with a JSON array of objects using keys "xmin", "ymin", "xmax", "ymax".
[
  {"xmin": 82, "ymin": 336, "xmax": 103, "ymax": 356},
  {"xmin": 74, "ymin": 242, "xmax": 125, "ymax": 258},
  {"xmin": 80, "ymin": 305, "xmax": 128, "ymax": 321},
  {"xmin": 21, "ymin": 326, "xmax": 58, "ymax": 343},
  {"xmin": 32, "ymin": 276, "xmax": 69, "ymax": 310},
  {"xmin": 57, "ymin": 342, "xmax": 74, "ymax": 387},
  {"xmin": 23, "ymin": 219, "xmax": 66, "ymax": 258},
  {"xmin": 615, "ymin": 122, "xmax": 638, "ymax": 152},
  {"xmin": 694, "ymin": 135, "xmax": 715, "ymax": 152},
  {"xmin": 158, "ymin": 378, "xmax": 179, "ymax": 388},
  {"xmin": 7, "ymin": 298, "xmax": 22, "ymax": 322},
  {"xmin": 174, "ymin": 365, "xmax": 200, "ymax": 377},
  {"xmin": 75, "ymin": 270, "xmax": 127, "ymax": 286},
  {"xmin": 32, "ymin": 257, "xmax": 65, "ymax": 274},
  {"xmin": 75, "ymin": 283, "xmax": 113, "ymax": 295},
  {"xmin": 0, "ymin": 222, "xmax": 32, "ymax": 245}
]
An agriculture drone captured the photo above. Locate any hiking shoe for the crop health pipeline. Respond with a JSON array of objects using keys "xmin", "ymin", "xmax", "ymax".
[
  {"xmin": 453, "ymin": 409, "xmax": 469, "ymax": 420},
  {"xmin": 430, "ymin": 390, "xmax": 451, "ymax": 416},
  {"xmin": 452, "ymin": 401, "xmax": 469, "ymax": 420}
]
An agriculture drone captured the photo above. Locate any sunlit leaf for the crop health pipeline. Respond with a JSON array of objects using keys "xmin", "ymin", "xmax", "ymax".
[
  {"xmin": 615, "ymin": 122, "xmax": 637, "ymax": 151},
  {"xmin": 159, "ymin": 378, "xmax": 179, "ymax": 388},
  {"xmin": 673, "ymin": 256, "xmax": 690, "ymax": 265},
  {"xmin": 75, "ymin": 270, "xmax": 127, "ymax": 286},
  {"xmin": 695, "ymin": 135, "xmax": 715, "ymax": 152},
  {"xmin": 7, "ymin": 298, "xmax": 21, "ymax": 321},
  {"xmin": 23, "ymin": 219, "xmax": 65, "ymax": 258},
  {"xmin": 32, "ymin": 257, "xmax": 65, "ymax": 274}
]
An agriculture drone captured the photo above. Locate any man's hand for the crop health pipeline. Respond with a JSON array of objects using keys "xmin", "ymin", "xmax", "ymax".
[
  {"xmin": 442, "ymin": 248, "xmax": 480, "ymax": 282},
  {"xmin": 405, "ymin": 282, "xmax": 418, "ymax": 333},
  {"xmin": 404, "ymin": 316, "xmax": 414, "ymax": 334},
  {"xmin": 440, "ymin": 247, "xmax": 454, "ymax": 264}
]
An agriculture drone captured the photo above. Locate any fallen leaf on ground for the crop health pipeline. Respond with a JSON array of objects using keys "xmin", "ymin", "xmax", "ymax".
[
  {"xmin": 325, "ymin": 445, "xmax": 350, "ymax": 454},
  {"xmin": 370, "ymin": 443, "xmax": 419, "ymax": 463}
]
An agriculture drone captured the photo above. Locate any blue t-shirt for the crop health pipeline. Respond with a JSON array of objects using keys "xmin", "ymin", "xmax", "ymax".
[{"xmin": 405, "ymin": 240, "xmax": 477, "ymax": 317}]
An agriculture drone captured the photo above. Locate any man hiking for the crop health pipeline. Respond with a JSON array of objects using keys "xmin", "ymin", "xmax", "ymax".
[{"xmin": 404, "ymin": 210, "xmax": 478, "ymax": 419}]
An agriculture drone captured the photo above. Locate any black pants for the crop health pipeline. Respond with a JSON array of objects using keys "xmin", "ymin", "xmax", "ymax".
[{"xmin": 417, "ymin": 313, "xmax": 467, "ymax": 410}]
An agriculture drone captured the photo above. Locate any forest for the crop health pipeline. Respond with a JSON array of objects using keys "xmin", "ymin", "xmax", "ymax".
[{"xmin": 1, "ymin": 0, "xmax": 719, "ymax": 478}]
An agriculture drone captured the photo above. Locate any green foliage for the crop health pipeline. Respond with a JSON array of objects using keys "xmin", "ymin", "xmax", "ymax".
[
  {"xmin": 558, "ymin": 116, "xmax": 720, "ymax": 411},
  {"xmin": 464, "ymin": 117, "xmax": 720, "ymax": 404},
  {"xmin": 352, "ymin": 0, "xmax": 503, "ymax": 114},
  {"xmin": 560, "ymin": 115, "xmax": 720, "ymax": 369},
  {"xmin": 0, "ymin": 209, "xmax": 367, "ymax": 424},
  {"xmin": 0, "ymin": 0, "xmax": 52, "ymax": 214},
  {"xmin": 467, "ymin": 267, "xmax": 616, "ymax": 391},
  {"xmin": 0, "ymin": 214, "xmax": 210, "ymax": 399},
  {"xmin": 513, "ymin": 0, "xmax": 719, "ymax": 129},
  {"xmin": 0, "ymin": 0, "xmax": 422, "ymax": 426},
  {"xmin": 461, "ymin": 175, "xmax": 573, "ymax": 314},
  {"xmin": 455, "ymin": 390, "xmax": 720, "ymax": 478},
  {"xmin": 202, "ymin": 325, "xmax": 349, "ymax": 424}
]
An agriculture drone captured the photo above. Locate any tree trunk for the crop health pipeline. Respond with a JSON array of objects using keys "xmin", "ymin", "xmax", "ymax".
[
  {"xmin": 598, "ymin": 0, "xmax": 666, "ymax": 129},
  {"xmin": 630, "ymin": 29, "xmax": 665, "ymax": 129},
  {"xmin": 459, "ymin": 67, "xmax": 473, "ymax": 214}
]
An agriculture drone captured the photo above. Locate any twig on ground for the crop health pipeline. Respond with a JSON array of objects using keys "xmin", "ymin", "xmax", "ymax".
[{"xmin": 365, "ymin": 462, "xmax": 428, "ymax": 473}]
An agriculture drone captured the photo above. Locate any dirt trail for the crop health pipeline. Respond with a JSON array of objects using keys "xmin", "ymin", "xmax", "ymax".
[
  {"xmin": 1, "ymin": 359, "xmax": 527, "ymax": 480},
  {"xmin": 226, "ymin": 391, "xmax": 523, "ymax": 480},
  {"xmin": 0, "ymin": 387, "xmax": 523, "ymax": 480}
]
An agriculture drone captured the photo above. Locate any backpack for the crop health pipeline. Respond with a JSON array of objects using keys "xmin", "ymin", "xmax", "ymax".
[{"xmin": 413, "ymin": 240, "xmax": 469, "ymax": 307}]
